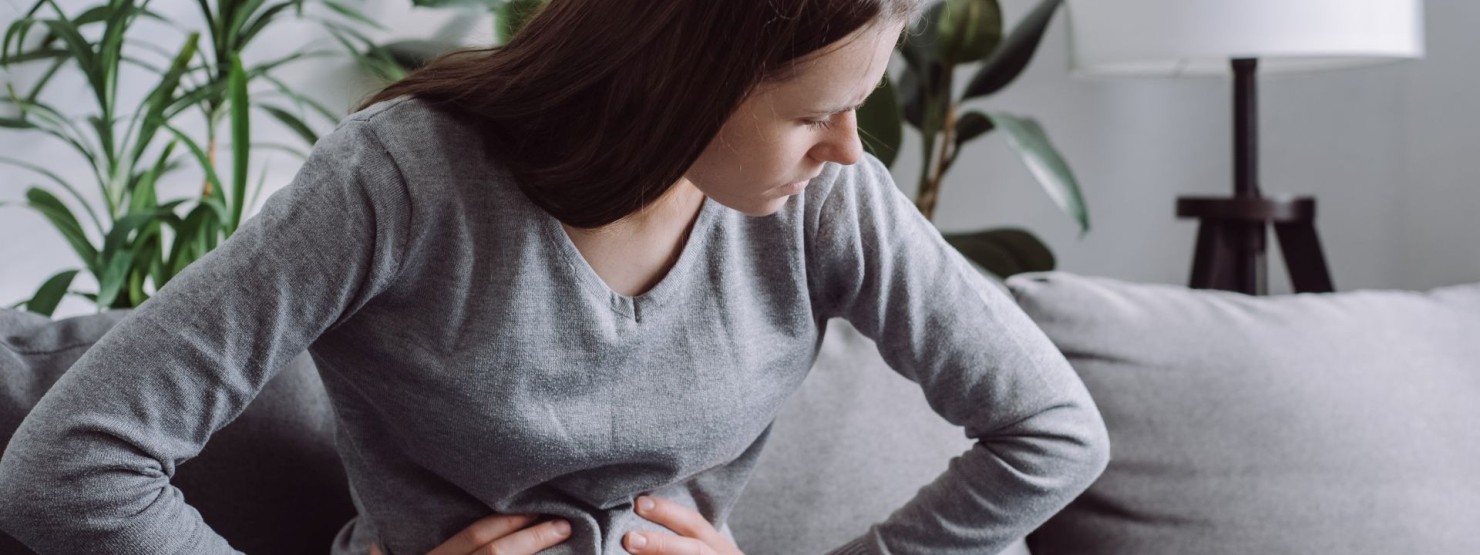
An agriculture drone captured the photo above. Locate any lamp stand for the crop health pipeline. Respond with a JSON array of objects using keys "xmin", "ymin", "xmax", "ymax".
[{"xmin": 1175, "ymin": 58, "xmax": 1336, "ymax": 295}]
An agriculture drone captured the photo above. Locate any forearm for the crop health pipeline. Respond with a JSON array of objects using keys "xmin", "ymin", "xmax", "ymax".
[
  {"xmin": 0, "ymin": 351, "xmax": 242, "ymax": 554},
  {"xmin": 825, "ymin": 401, "xmax": 1109, "ymax": 555}
]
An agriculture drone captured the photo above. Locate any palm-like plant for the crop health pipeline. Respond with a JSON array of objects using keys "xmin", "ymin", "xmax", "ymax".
[
  {"xmin": 1, "ymin": 0, "xmax": 370, "ymax": 316},
  {"xmin": 858, "ymin": 0, "xmax": 1088, "ymax": 278}
]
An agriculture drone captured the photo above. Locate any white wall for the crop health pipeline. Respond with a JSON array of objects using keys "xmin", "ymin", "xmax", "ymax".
[{"xmin": 4, "ymin": 0, "xmax": 1477, "ymax": 319}]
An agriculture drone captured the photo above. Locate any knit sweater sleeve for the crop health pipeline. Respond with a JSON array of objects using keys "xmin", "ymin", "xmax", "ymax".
[
  {"xmin": 805, "ymin": 154, "xmax": 1110, "ymax": 555},
  {"xmin": 0, "ymin": 118, "xmax": 411, "ymax": 554}
]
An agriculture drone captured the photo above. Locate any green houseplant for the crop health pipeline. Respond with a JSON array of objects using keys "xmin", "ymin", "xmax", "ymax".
[
  {"xmin": 0, "ymin": 0, "xmax": 372, "ymax": 316},
  {"xmin": 858, "ymin": 0, "xmax": 1087, "ymax": 278}
]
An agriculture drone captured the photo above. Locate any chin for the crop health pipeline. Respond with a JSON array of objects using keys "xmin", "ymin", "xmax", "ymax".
[
  {"xmin": 723, "ymin": 197, "xmax": 792, "ymax": 218},
  {"xmin": 707, "ymin": 189, "xmax": 797, "ymax": 218}
]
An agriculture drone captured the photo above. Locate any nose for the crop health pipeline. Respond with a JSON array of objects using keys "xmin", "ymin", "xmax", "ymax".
[{"xmin": 812, "ymin": 111, "xmax": 863, "ymax": 166}]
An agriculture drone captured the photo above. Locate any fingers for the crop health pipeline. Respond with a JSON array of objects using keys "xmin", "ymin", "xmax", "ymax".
[
  {"xmin": 427, "ymin": 513, "xmax": 536, "ymax": 555},
  {"xmin": 474, "ymin": 518, "xmax": 571, "ymax": 555},
  {"xmin": 624, "ymin": 531, "xmax": 715, "ymax": 555},
  {"xmin": 632, "ymin": 496, "xmax": 723, "ymax": 545}
]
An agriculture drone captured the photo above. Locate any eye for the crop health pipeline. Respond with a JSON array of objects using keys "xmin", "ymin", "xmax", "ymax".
[{"xmin": 805, "ymin": 118, "xmax": 833, "ymax": 130}]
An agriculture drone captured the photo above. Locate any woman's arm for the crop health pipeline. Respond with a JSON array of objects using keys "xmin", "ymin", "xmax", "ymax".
[
  {"xmin": 0, "ymin": 118, "xmax": 412, "ymax": 554},
  {"xmin": 806, "ymin": 154, "xmax": 1110, "ymax": 555}
]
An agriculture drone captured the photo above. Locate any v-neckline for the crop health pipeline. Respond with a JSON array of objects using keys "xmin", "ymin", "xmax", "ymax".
[{"xmin": 540, "ymin": 195, "xmax": 718, "ymax": 322}]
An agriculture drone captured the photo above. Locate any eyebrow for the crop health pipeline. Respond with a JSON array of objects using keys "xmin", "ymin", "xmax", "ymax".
[
  {"xmin": 803, "ymin": 101, "xmax": 868, "ymax": 117},
  {"xmin": 803, "ymin": 79, "xmax": 888, "ymax": 116}
]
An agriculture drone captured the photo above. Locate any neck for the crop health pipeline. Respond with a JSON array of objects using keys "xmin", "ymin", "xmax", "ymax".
[{"xmin": 569, "ymin": 179, "xmax": 705, "ymax": 237}]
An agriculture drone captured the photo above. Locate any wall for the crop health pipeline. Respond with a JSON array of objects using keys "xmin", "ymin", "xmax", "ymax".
[{"xmin": 3, "ymin": 0, "xmax": 1476, "ymax": 319}]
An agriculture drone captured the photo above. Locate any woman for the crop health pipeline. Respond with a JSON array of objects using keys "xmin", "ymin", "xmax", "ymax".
[{"xmin": 0, "ymin": 1, "xmax": 1109, "ymax": 554}]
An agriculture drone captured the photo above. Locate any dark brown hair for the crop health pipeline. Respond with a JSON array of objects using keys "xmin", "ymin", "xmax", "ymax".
[{"xmin": 356, "ymin": 0, "xmax": 924, "ymax": 228}]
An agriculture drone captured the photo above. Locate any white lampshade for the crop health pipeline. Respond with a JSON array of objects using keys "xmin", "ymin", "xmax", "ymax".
[{"xmin": 1066, "ymin": 0, "xmax": 1425, "ymax": 76}]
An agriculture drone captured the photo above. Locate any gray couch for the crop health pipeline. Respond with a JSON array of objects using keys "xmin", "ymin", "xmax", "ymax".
[{"xmin": 4, "ymin": 271, "xmax": 1480, "ymax": 554}]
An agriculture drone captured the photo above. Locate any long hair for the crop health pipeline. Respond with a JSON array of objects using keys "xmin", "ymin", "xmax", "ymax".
[{"xmin": 357, "ymin": 0, "xmax": 924, "ymax": 228}]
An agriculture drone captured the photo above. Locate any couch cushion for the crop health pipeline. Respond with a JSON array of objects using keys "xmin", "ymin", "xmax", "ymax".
[
  {"xmin": 0, "ymin": 308, "xmax": 354, "ymax": 555},
  {"xmin": 730, "ymin": 318, "xmax": 1029, "ymax": 555},
  {"xmin": 1005, "ymin": 272, "xmax": 1480, "ymax": 555}
]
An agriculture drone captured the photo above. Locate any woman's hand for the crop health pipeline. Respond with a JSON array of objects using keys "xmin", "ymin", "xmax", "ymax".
[
  {"xmin": 625, "ymin": 496, "xmax": 744, "ymax": 555},
  {"xmin": 368, "ymin": 513, "xmax": 571, "ymax": 555}
]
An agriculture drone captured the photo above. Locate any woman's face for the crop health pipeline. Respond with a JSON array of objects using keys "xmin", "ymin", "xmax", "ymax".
[{"xmin": 682, "ymin": 21, "xmax": 906, "ymax": 217}]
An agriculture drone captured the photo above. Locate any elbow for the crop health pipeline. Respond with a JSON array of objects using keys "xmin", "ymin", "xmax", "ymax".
[
  {"xmin": 1079, "ymin": 407, "xmax": 1111, "ymax": 488},
  {"xmin": 1057, "ymin": 396, "xmax": 1110, "ymax": 498}
]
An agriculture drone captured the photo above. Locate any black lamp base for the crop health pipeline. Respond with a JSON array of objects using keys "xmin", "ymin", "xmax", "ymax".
[{"xmin": 1176, "ymin": 195, "xmax": 1334, "ymax": 295}]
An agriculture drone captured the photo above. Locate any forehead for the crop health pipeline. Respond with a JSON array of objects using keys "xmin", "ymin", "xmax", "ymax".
[{"xmin": 753, "ymin": 22, "xmax": 903, "ymax": 105}]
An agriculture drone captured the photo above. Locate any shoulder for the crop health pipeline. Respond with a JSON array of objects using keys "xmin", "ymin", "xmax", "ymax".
[
  {"xmin": 799, "ymin": 152, "xmax": 911, "ymax": 236},
  {"xmin": 338, "ymin": 96, "xmax": 483, "ymax": 153},
  {"xmin": 314, "ymin": 95, "xmax": 507, "ymax": 196}
]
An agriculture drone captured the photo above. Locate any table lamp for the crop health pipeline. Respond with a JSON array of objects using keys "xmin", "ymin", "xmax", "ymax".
[{"xmin": 1064, "ymin": 0, "xmax": 1425, "ymax": 295}]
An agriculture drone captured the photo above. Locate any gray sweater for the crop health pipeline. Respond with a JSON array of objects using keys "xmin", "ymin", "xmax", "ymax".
[{"xmin": 0, "ymin": 96, "xmax": 1108, "ymax": 555}]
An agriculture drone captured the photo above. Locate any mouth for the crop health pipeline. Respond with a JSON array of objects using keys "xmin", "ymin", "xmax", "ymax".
[
  {"xmin": 780, "ymin": 180, "xmax": 810, "ymax": 195},
  {"xmin": 783, "ymin": 175, "xmax": 818, "ymax": 188}
]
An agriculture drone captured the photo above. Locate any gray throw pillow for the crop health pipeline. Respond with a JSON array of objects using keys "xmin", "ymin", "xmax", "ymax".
[
  {"xmin": 0, "ymin": 308, "xmax": 354, "ymax": 555},
  {"xmin": 1005, "ymin": 272, "xmax": 1480, "ymax": 555},
  {"xmin": 731, "ymin": 318, "xmax": 1029, "ymax": 555}
]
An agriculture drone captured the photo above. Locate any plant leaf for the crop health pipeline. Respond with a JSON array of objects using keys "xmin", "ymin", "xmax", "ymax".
[
  {"xmin": 0, "ymin": 95, "xmax": 104, "ymax": 181},
  {"xmin": 324, "ymin": 22, "xmax": 406, "ymax": 82},
  {"xmin": 97, "ymin": 209, "xmax": 172, "ymax": 307},
  {"xmin": 414, "ymin": 0, "xmax": 502, "ymax": 8},
  {"xmin": 3, "ymin": 15, "xmax": 42, "ymax": 64},
  {"xmin": 227, "ymin": 52, "xmax": 250, "ymax": 235},
  {"xmin": 497, "ymin": 0, "xmax": 545, "ymax": 44},
  {"xmin": 244, "ymin": 158, "xmax": 271, "ymax": 219},
  {"xmin": 899, "ymin": 1, "xmax": 945, "ymax": 73},
  {"xmin": 936, "ymin": 0, "xmax": 1003, "ymax": 65},
  {"xmin": 238, "ymin": 1, "xmax": 298, "ymax": 45},
  {"xmin": 899, "ymin": 63, "xmax": 923, "ymax": 130},
  {"xmin": 962, "ymin": 0, "xmax": 1062, "ymax": 100},
  {"xmin": 23, "ymin": 187, "xmax": 100, "ymax": 272},
  {"xmin": 943, "ymin": 227, "xmax": 1055, "ymax": 278},
  {"xmin": 259, "ymin": 73, "xmax": 339, "ymax": 123},
  {"xmin": 38, "ymin": 7, "xmax": 106, "ymax": 113},
  {"xmin": 225, "ymin": 0, "xmax": 271, "ymax": 52},
  {"xmin": 0, "ymin": 47, "xmax": 68, "ymax": 64},
  {"xmin": 164, "ymin": 203, "xmax": 212, "ymax": 279},
  {"xmin": 128, "ymin": 141, "xmax": 176, "ymax": 215},
  {"xmin": 95, "ymin": 248, "xmax": 136, "ymax": 308},
  {"xmin": 99, "ymin": 212, "xmax": 157, "ymax": 271},
  {"xmin": 0, "ymin": 116, "xmax": 36, "ymax": 128},
  {"xmin": 857, "ymin": 76, "xmax": 902, "ymax": 169},
  {"xmin": 983, "ymin": 112, "xmax": 1089, "ymax": 233},
  {"xmin": 129, "ymin": 33, "xmax": 199, "ymax": 170},
  {"xmin": 258, "ymin": 103, "xmax": 316, "ymax": 146},
  {"xmin": 0, "ymin": 155, "xmax": 105, "ymax": 234},
  {"xmin": 953, "ymin": 109, "xmax": 995, "ymax": 153},
  {"xmin": 25, "ymin": 268, "xmax": 80, "ymax": 317},
  {"xmin": 97, "ymin": 0, "xmax": 139, "ymax": 121},
  {"xmin": 381, "ymin": 39, "xmax": 457, "ymax": 72},
  {"xmin": 161, "ymin": 122, "xmax": 227, "ymax": 212},
  {"xmin": 322, "ymin": 0, "xmax": 386, "ymax": 31}
]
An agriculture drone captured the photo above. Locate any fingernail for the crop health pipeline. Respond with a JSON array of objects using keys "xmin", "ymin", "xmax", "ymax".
[
  {"xmin": 637, "ymin": 497, "xmax": 655, "ymax": 512},
  {"xmin": 553, "ymin": 519, "xmax": 570, "ymax": 537},
  {"xmin": 629, "ymin": 532, "xmax": 648, "ymax": 550}
]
